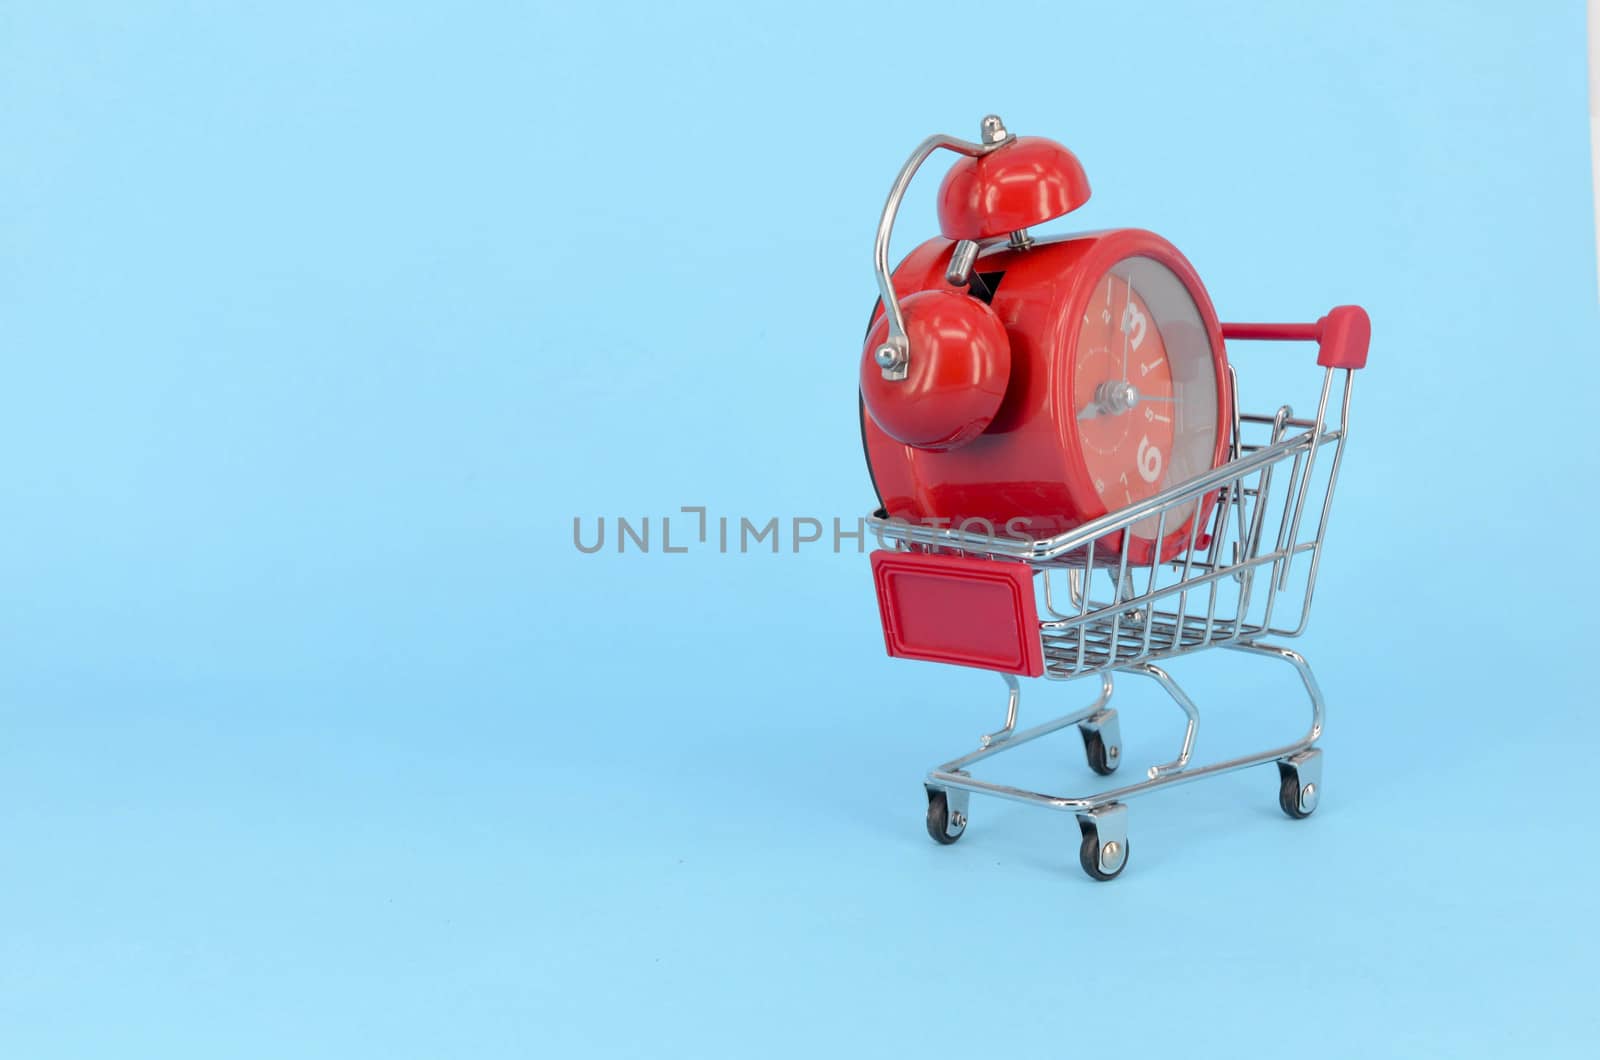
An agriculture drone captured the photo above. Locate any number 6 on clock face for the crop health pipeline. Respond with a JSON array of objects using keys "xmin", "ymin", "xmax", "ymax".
[{"xmin": 1136, "ymin": 435, "xmax": 1163, "ymax": 484}]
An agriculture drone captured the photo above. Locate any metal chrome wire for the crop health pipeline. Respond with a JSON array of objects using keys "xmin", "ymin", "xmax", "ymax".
[{"xmin": 869, "ymin": 368, "xmax": 1354, "ymax": 679}]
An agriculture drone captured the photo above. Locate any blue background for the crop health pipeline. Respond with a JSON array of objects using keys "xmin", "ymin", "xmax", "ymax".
[{"xmin": 3, "ymin": 1, "xmax": 1598, "ymax": 1055}]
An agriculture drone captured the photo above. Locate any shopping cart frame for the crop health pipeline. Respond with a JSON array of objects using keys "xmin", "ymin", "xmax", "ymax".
[{"xmin": 868, "ymin": 315, "xmax": 1368, "ymax": 880}]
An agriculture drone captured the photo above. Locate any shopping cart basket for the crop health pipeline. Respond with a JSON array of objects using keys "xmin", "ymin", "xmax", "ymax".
[{"xmin": 869, "ymin": 326, "xmax": 1368, "ymax": 879}]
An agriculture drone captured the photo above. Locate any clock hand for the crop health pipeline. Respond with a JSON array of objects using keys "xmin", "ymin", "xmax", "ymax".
[
  {"xmin": 1077, "ymin": 381, "xmax": 1175, "ymax": 422},
  {"xmin": 1121, "ymin": 276, "xmax": 1132, "ymax": 384},
  {"xmin": 1079, "ymin": 380, "xmax": 1159, "ymax": 421}
]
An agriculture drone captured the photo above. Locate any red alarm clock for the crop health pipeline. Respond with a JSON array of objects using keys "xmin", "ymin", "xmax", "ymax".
[{"xmin": 860, "ymin": 116, "xmax": 1232, "ymax": 563}]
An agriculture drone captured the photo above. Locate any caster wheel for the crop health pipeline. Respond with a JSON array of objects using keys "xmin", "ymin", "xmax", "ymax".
[
  {"xmin": 1077, "ymin": 828, "xmax": 1128, "ymax": 882},
  {"xmin": 926, "ymin": 789, "xmax": 966, "ymax": 845},
  {"xmin": 1080, "ymin": 728, "xmax": 1119, "ymax": 776},
  {"xmin": 1278, "ymin": 770, "xmax": 1317, "ymax": 819}
]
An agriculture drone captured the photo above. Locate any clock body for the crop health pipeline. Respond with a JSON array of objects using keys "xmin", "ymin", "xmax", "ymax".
[{"xmin": 861, "ymin": 227, "xmax": 1232, "ymax": 563}]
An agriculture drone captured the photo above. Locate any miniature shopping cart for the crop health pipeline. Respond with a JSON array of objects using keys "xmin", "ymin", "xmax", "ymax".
[
  {"xmin": 857, "ymin": 116, "xmax": 1371, "ymax": 879},
  {"xmin": 868, "ymin": 324, "xmax": 1368, "ymax": 880}
]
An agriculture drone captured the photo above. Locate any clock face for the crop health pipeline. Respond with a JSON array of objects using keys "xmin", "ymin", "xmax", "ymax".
[{"xmin": 1071, "ymin": 256, "xmax": 1221, "ymax": 541}]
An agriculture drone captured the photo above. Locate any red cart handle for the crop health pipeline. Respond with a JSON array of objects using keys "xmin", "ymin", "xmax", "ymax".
[{"xmin": 1221, "ymin": 305, "xmax": 1370, "ymax": 370}]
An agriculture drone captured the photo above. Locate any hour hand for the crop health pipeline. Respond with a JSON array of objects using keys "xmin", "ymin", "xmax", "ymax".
[{"xmin": 1080, "ymin": 381, "xmax": 1137, "ymax": 420}]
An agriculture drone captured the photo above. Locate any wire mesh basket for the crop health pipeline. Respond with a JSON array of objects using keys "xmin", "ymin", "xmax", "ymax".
[{"xmin": 867, "ymin": 327, "xmax": 1366, "ymax": 881}]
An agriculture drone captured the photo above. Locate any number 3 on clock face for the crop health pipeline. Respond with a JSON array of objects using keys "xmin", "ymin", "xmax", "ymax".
[{"xmin": 1121, "ymin": 302, "xmax": 1147, "ymax": 351}]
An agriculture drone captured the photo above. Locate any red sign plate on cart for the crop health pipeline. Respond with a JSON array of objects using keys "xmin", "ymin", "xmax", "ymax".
[{"xmin": 870, "ymin": 550, "xmax": 1043, "ymax": 677}]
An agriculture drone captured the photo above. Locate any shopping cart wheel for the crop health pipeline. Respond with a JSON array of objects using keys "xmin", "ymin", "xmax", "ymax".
[
  {"xmin": 1075, "ymin": 805, "xmax": 1129, "ymax": 881},
  {"xmin": 1276, "ymin": 749, "xmax": 1322, "ymax": 820},
  {"xmin": 1078, "ymin": 709, "xmax": 1122, "ymax": 776},
  {"xmin": 925, "ymin": 787, "xmax": 968, "ymax": 845},
  {"xmin": 1278, "ymin": 773, "xmax": 1318, "ymax": 819},
  {"xmin": 1080, "ymin": 730, "xmax": 1117, "ymax": 776}
]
